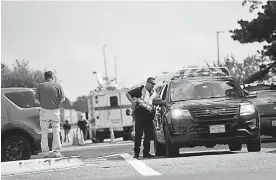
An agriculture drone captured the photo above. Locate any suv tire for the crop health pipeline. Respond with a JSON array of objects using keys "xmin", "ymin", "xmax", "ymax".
[
  {"xmin": 228, "ymin": 142, "xmax": 242, "ymax": 151},
  {"xmin": 247, "ymin": 138, "xmax": 261, "ymax": 152},
  {"xmin": 154, "ymin": 133, "xmax": 166, "ymax": 156},
  {"xmin": 2, "ymin": 135, "xmax": 32, "ymax": 162},
  {"xmin": 164, "ymin": 126, "xmax": 179, "ymax": 157}
]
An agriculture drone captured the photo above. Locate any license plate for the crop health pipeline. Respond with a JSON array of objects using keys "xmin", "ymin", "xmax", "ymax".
[
  {"xmin": 209, "ymin": 125, "xmax": 225, "ymax": 133},
  {"xmin": 272, "ymin": 121, "xmax": 276, "ymax": 126}
]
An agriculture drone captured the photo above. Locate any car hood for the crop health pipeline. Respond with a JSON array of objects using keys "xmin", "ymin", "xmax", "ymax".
[
  {"xmin": 249, "ymin": 96, "xmax": 276, "ymax": 106},
  {"xmin": 249, "ymin": 96, "xmax": 276, "ymax": 116},
  {"xmin": 170, "ymin": 97, "xmax": 248, "ymax": 109}
]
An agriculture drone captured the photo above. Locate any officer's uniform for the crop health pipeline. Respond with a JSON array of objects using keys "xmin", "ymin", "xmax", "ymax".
[{"xmin": 127, "ymin": 85, "xmax": 157, "ymax": 157}]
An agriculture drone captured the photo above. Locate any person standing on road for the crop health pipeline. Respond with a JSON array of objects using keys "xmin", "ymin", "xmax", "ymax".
[
  {"xmin": 77, "ymin": 116, "xmax": 88, "ymax": 141},
  {"xmin": 35, "ymin": 70, "xmax": 65, "ymax": 158},
  {"xmin": 126, "ymin": 77, "xmax": 158, "ymax": 159},
  {"xmin": 63, "ymin": 120, "xmax": 71, "ymax": 143}
]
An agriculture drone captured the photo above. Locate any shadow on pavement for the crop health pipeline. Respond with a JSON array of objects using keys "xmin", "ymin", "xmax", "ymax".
[
  {"xmin": 261, "ymin": 138, "xmax": 276, "ymax": 143},
  {"xmin": 267, "ymin": 150, "xmax": 276, "ymax": 154},
  {"xmin": 141, "ymin": 150, "xmax": 238, "ymax": 160},
  {"xmin": 180, "ymin": 150, "xmax": 237, "ymax": 157}
]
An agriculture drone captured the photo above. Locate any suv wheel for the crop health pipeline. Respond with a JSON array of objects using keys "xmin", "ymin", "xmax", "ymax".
[
  {"xmin": 228, "ymin": 142, "xmax": 242, "ymax": 151},
  {"xmin": 154, "ymin": 133, "xmax": 166, "ymax": 156},
  {"xmin": 247, "ymin": 138, "xmax": 261, "ymax": 152},
  {"xmin": 2, "ymin": 136, "xmax": 32, "ymax": 162},
  {"xmin": 164, "ymin": 127, "xmax": 179, "ymax": 157}
]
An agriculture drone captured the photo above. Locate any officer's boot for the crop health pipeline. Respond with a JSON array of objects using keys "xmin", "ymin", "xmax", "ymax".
[
  {"xmin": 133, "ymin": 148, "xmax": 140, "ymax": 159},
  {"xmin": 133, "ymin": 152, "xmax": 139, "ymax": 159}
]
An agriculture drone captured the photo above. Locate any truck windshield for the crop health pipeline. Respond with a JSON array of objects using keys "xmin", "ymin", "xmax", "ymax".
[{"xmin": 170, "ymin": 80, "xmax": 244, "ymax": 102}]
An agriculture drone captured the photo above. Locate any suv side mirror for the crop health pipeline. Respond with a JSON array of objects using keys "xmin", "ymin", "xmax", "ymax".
[{"xmin": 152, "ymin": 98, "xmax": 166, "ymax": 106}]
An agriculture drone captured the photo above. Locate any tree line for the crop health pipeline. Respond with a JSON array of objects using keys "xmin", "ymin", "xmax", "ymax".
[
  {"xmin": 207, "ymin": 0, "xmax": 276, "ymax": 82},
  {"xmin": 230, "ymin": 0, "xmax": 276, "ymax": 62}
]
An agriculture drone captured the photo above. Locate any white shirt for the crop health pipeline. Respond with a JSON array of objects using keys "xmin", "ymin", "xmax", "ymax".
[{"xmin": 141, "ymin": 86, "xmax": 158, "ymax": 105}]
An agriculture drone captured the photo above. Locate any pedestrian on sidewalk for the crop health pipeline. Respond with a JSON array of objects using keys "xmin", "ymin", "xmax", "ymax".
[
  {"xmin": 35, "ymin": 70, "xmax": 65, "ymax": 158},
  {"xmin": 77, "ymin": 116, "xmax": 88, "ymax": 141},
  {"xmin": 63, "ymin": 120, "xmax": 71, "ymax": 143}
]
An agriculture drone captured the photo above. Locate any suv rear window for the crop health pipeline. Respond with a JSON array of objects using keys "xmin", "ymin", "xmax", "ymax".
[{"xmin": 5, "ymin": 91, "xmax": 41, "ymax": 108}]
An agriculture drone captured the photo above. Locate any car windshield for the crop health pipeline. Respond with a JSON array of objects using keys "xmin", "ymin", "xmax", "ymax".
[{"xmin": 170, "ymin": 80, "xmax": 244, "ymax": 102}]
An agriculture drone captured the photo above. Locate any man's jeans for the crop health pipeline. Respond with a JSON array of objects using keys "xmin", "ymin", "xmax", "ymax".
[{"xmin": 40, "ymin": 108, "xmax": 61, "ymax": 155}]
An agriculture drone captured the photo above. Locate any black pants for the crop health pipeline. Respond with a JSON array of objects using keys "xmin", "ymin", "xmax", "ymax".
[
  {"xmin": 134, "ymin": 108, "xmax": 154, "ymax": 155},
  {"xmin": 80, "ymin": 128, "xmax": 87, "ymax": 141}
]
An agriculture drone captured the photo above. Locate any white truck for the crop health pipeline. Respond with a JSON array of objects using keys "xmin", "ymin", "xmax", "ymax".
[{"xmin": 87, "ymin": 86, "xmax": 134, "ymax": 143}]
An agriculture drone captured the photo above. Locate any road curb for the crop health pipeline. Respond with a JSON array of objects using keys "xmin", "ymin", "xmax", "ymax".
[
  {"xmin": 61, "ymin": 141, "xmax": 133, "ymax": 152},
  {"xmin": 1, "ymin": 156, "xmax": 84, "ymax": 176}
]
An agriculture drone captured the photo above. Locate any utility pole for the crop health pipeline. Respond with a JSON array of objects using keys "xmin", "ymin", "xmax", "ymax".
[
  {"xmin": 102, "ymin": 44, "xmax": 108, "ymax": 84},
  {"xmin": 114, "ymin": 56, "xmax": 118, "ymax": 84},
  {"xmin": 216, "ymin": 31, "xmax": 223, "ymax": 63}
]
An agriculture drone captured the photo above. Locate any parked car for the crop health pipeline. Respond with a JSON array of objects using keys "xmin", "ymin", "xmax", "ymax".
[
  {"xmin": 152, "ymin": 67, "xmax": 261, "ymax": 157},
  {"xmin": 240, "ymin": 82, "xmax": 276, "ymax": 138},
  {"xmin": 1, "ymin": 88, "xmax": 53, "ymax": 162}
]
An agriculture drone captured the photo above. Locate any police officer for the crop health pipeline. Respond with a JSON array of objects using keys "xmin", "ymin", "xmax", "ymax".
[{"xmin": 126, "ymin": 77, "xmax": 157, "ymax": 158}]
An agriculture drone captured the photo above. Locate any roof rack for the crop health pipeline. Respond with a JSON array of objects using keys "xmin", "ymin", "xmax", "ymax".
[{"xmin": 170, "ymin": 67, "xmax": 230, "ymax": 80}]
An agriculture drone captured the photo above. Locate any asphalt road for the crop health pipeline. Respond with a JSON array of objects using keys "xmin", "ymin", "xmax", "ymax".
[
  {"xmin": 62, "ymin": 139, "xmax": 276, "ymax": 159},
  {"xmin": 2, "ymin": 140, "xmax": 276, "ymax": 180}
]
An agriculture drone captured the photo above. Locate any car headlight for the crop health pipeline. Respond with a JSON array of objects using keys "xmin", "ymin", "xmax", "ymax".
[
  {"xmin": 171, "ymin": 109, "xmax": 191, "ymax": 119},
  {"xmin": 240, "ymin": 104, "xmax": 255, "ymax": 116}
]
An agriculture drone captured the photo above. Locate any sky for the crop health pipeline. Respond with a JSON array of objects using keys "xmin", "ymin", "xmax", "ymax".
[{"xmin": 1, "ymin": 0, "xmax": 265, "ymax": 101}]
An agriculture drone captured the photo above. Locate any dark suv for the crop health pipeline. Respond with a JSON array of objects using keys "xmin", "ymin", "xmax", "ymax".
[
  {"xmin": 240, "ymin": 82, "xmax": 276, "ymax": 138},
  {"xmin": 152, "ymin": 69, "xmax": 261, "ymax": 157}
]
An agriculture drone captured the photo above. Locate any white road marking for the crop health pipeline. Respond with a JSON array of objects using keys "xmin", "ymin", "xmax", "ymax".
[
  {"xmin": 2, "ymin": 166, "xmax": 82, "ymax": 177},
  {"xmin": 1, "ymin": 157, "xmax": 84, "ymax": 176},
  {"xmin": 120, "ymin": 153, "xmax": 161, "ymax": 176}
]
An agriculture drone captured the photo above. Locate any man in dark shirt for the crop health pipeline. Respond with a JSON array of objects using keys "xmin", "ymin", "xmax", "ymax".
[
  {"xmin": 126, "ymin": 77, "xmax": 157, "ymax": 158},
  {"xmin": 77, "ymin": 116, "xmax": 88, "ymax": 141},
  {"xmin": 35, "ymin": 70, "xmax": 65, "ymax": 158},
  {"xmin": 63, "ymin": 120, "xmax": 71, "ymax": 143}
]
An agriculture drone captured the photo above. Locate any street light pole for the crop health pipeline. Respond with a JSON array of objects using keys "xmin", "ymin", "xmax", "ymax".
[
  {"xmin": 102, "ymin": 44, "xmax": 108, "ymax": 84},
  {"xmin": 114, "ymin": 56, "xmax": 118, "ymax": 84},
  {"xmin": 216, "ymin": 31, "xmax": 223, "ymax": 63}
]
